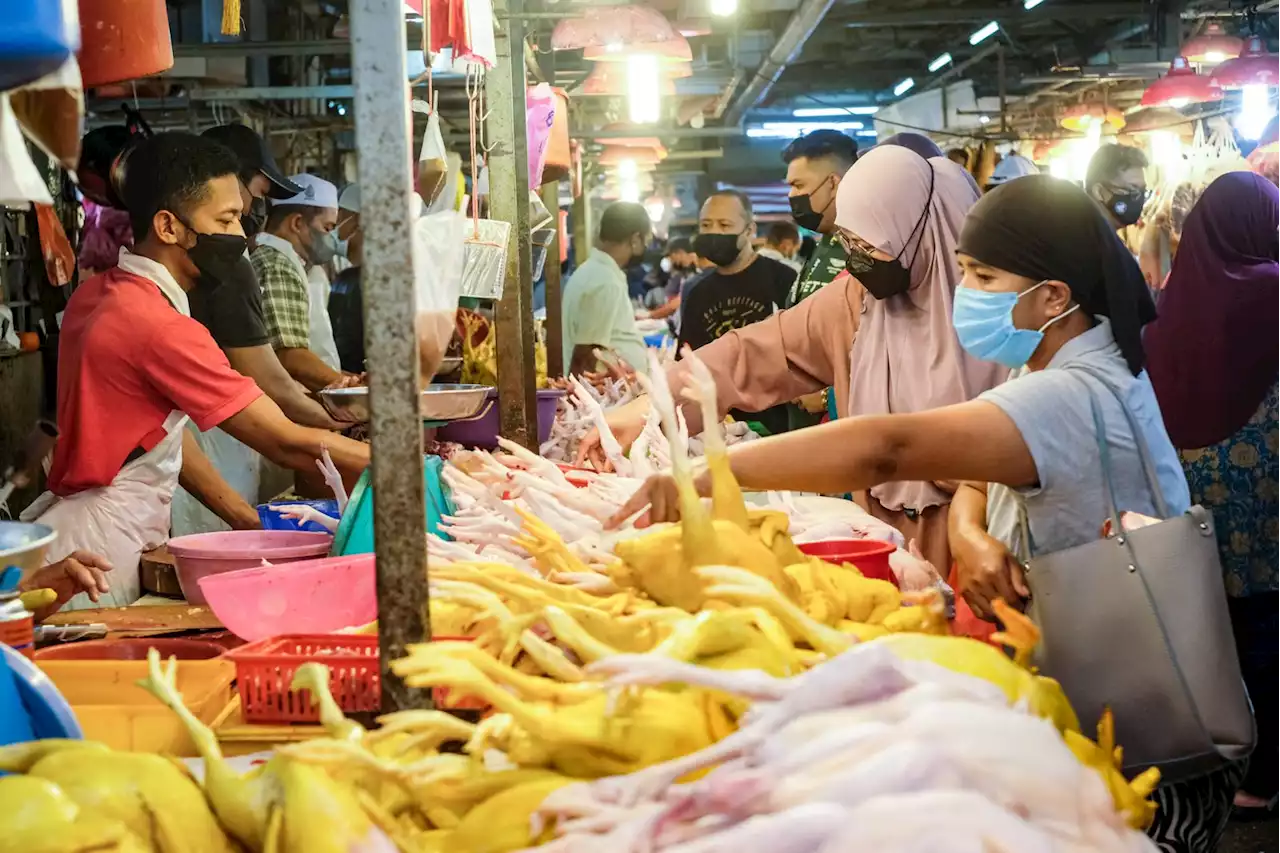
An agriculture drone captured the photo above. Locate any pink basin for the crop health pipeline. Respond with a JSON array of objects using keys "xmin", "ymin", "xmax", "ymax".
[
  {"xmin": 167, "ymin": 530, "xmax": 333, "ymax": 606},
  {"xmin": 198, "ymin": 553, "xmax": 376, "ymax": 641}
]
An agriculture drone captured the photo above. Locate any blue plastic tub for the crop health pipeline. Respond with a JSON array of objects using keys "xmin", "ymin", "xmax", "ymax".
[
  {"xmin": 331, "ymin": 457, "xmax": 454, "ymax": 557},
  {"xmin": 258, "ymin": 499, "xmax": 341, "ymax": 534}
]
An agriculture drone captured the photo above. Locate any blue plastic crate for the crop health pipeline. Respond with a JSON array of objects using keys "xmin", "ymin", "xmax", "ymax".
[{"xmin": 258, "ymin": 499, "xmax": 341, "ymax": 533}]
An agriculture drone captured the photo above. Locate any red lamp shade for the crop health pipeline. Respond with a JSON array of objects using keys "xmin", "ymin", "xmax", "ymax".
[
  {"xmin": 1141, "ymin": 56, "xmax": 1223, "ymax": 108},
  {"xmin": 551, "ymin": 5, "xmax": 677, "ymax": 51},
  {"xmin": 1211, "ymin": 36, "xmax": 1280, "ymax": 89},
  {"xmin": 584, "ymin": 37, "xmax": 693, "ymax": 63},
  {"xmin": 1181, "ymin": 22, "xmax": 1243, "ymax": 64}
]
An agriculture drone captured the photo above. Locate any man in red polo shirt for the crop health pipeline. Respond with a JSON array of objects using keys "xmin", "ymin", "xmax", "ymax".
[{"xmin": 22, "ymin": 133, "xmax": 370, "ymax": 608}]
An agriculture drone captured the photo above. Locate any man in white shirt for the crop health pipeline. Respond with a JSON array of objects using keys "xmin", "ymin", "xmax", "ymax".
[
  {"xmin": 252, "ymin": 174, "xmax": 349, "ymax": 390},
  {"xmin": 757, "ymin": 220, "xmax": 803, "ymax": 272},
  {"xmin": 561, "ymin": 202, "xmax": 651, "ymax": 376}
]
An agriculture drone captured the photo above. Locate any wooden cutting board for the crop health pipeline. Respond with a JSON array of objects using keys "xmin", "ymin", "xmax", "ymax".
[{"xmin": 42, "ymin": 603, "xmax": 223, "ymax": 637}]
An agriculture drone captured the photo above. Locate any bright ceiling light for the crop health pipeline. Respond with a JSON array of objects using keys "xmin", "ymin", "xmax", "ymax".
[
  {"xmin": 762, "ymin": 120, "xmax": 863, "ymax": 130},
  {"xmin": 627, "ymin": 54, "xmax": 662, "ymax": 123},
  {"xmin": 1023, "ymin": 0, "xmax": 1046, "ymax": 9},
  {"xmin": 645, "ymin": 198, "xmax": 666, "ymax": 222},
  {"xmin": 893, "ymin": 77, "xmax": 915, "ymax": 97},
  {"xmin": 1235, "ymin": 83, "xmax": 1274, "ymax": 141},
  {"xmin": 928, "ymin": 53, "xmax": 953, "ymax": 72},
  {"xmin": 710, "ymin": 0, "xmax": 737, "ymax": 16},
  {"xmin": 979, "ymin": 114, "xmax": 990, "ymax": 124},
  {"xmin": 855, "ymin": 130, "xmax": 878, "ymax": 137},
  {"xmin": 792, "ymin": 106, "xmax": 879, "ymax": 117},
  {"xmin": 969, "ymin": 21, "xmax": 1000, "ymax": 45}
]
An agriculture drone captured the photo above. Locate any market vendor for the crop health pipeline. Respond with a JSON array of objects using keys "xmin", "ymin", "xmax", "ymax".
[
  {"xmin": 582, "ymin": 146, "xmax": 1006, "ymax": 572},
  {"xmin": 252, "ymin": 174, "xmax": 352, "ymax": 390},
  {"xmin": 608, "ymin": 174, "xmax": 1251, "ymax": 853},
  {"xmin": 20, "ymin": 133, "xmax": 370, "ymax": 609}
]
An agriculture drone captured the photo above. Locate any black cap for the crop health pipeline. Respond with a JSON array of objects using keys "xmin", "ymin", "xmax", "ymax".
[{"xmin": 202, "ymin": 124, "xmax": 302, "ymax": 199}]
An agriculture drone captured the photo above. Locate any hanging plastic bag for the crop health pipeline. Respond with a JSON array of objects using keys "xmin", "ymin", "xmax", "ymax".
[
  {"xmin": 0, "ymin": 95, "xmax": 53, "ymax": 208},
  {"xmin": 417, "ymin": 101, "xmax": 450, "ymax": 205},
  {"xmin": 413, "ymin": 208, "xmax": 467, "ymax": 387},
  {"xmin": 10, "ymin": 55, "xmax": 83, "ymax": 174},
  {"xmin": 34, "ymin": 203, "xmax": 74, "ymax": 287},
  {"xmin": 526, "ymin": 83, "xmax": 557, "ymax": 189}
]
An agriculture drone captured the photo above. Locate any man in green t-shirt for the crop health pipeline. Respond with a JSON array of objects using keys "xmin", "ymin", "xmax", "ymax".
[{"xmin": 781, "ymin": 130, "xmax": 861, "ymax": 429}]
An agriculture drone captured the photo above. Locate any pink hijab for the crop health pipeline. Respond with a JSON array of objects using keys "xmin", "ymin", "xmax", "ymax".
[{"xmin": 836, "ymin": 145, "xmax": 1007, "ymax": 513}]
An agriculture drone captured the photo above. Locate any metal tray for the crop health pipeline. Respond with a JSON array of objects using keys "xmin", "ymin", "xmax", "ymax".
[{"xmin": 319, "ymin": 384, "xmax": 492, "ymax": 424}]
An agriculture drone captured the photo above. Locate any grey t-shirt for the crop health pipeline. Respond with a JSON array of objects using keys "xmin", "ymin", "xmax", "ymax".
[{"xmin": 982, "ymin": 317, "xmax": 1191, "ymax": 558}]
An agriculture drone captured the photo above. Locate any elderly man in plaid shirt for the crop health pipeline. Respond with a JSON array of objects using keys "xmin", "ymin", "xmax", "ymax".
[{"xmin": 251, "ymin": 174, "xmax": 353, "ymax": 391}]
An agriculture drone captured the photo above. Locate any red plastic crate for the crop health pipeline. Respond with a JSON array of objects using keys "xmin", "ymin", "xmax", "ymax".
[{"xmin": 227, "ymin": 634, "xmax": 485, "ymax": 724}]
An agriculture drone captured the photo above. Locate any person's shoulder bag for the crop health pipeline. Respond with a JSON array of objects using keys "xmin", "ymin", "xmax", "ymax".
[{"xmin": 1019, "ymin": 365, "xmax": 1255, "ymax": 784}]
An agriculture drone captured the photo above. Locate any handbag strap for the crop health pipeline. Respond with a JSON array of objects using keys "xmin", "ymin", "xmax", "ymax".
[
  {"xmin": 1015, "ymin": 365, "xmax": 1171, "ymax": 561},
  {"xmin": 1066, "ymin": 363, "xmax": 1172, "ymax": 520}
]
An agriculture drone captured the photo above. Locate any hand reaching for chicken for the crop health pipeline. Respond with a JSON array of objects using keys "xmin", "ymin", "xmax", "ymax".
[{"xmin": 608, "ymin": 470, "xmax": 708, "ymax": 529}]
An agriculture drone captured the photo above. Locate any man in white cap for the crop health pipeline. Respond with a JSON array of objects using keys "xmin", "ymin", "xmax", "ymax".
[
  {"xmin": 336, "ymin": 184, "xmax": 362, "ymax": 269},
  {"xmin": 251, "ymin": 174, "xmax": 350, "ymax": 391}
]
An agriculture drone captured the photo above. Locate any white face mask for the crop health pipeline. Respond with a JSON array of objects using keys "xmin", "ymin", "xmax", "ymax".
[{"xmin": 660, "ymin": 257, "xmax": 673, "ymax": 273}]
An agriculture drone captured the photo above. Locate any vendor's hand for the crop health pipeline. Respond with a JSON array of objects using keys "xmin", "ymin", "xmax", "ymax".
[
  {"xmin": 951, "ymin": 525, "xmax": 1029, "ymax": 623},
  {"xmin": 325, "ymin": 372, "xmax": 367, "ymax": 391},
  {"xmin": 794, "ymin": 390, "xmax": 827, "ymax": 415},
  {"xmin": 20, "ymin": 551, "xmax": 113, "ymax": 620},
  {"xmin": 575, "ymin": 397, "xmax": 649, "ymax": 470},
  {"xmin": 607, "ymin": 466, "xmax": 710, "ymax": 529}
]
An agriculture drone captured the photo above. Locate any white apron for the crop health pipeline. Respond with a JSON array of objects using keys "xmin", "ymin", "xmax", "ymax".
[
  {"xmin": 307, "ymin": 265, "xmax": 341, "ymax": 370},
  {"xmin": 22, "ymin": 411, "xmax": 187, "ymax": 609},
  {"xmin": 170, "ymin": 421, "xmax": 261, "ymax": 536}
]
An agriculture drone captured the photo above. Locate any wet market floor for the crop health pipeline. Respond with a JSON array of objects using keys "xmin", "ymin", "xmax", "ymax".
[{"xmin": 1219, "ymin": 817, "xmax": 1278, "ymax": 852}]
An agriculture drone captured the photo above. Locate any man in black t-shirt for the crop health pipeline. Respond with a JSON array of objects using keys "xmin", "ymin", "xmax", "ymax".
[
  {"xmin": 190, "ymin": 125, "xmax": 340, "ymax": 430},
  {"xmin": 679, "ymin": 189, "xmax": 795, "ymax": 435}
]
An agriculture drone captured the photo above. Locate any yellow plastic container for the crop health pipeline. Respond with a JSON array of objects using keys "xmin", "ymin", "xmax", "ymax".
[{"xmin": 37, "ymin": 658, "xmax": 234, "ymax": 756}]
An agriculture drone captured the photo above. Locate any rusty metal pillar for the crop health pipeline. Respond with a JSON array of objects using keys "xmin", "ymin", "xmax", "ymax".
[
  {"xmin": 541, "ymin": 181, "xmax": 564, "ymax": 378},
  {"xmin": 487, "ymin": 0, "xmax": 537, "ymax": 448},
  {"xmin": 349, "ymin": 0, "xmax": 430, "ymax": 712}
]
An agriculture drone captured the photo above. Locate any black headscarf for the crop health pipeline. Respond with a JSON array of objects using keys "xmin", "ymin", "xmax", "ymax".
[{"xmin": 957, "ymin": 174, "xmax": 1156, "ymax": 375}]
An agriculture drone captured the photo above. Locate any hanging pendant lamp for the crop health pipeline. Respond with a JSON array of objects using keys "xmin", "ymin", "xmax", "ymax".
[
  {"xmin": 1181, "ymin": 22, "xmax": 1243, "ymax": 64},
  {"xmin": 1211, "ymin": 36, "xmax": 1280, "ymax": 89},
  {"xmin": 1141, "ymin": 56, "xmax": 1222, "ymax": 108}
]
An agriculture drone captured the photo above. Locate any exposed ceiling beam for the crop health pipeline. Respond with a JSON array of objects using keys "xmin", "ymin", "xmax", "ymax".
[
  {"xmin": 841, "ymin": 3, "xmax": 1147, "ymax": 28},
  {"xmin": 721, "ymin": 0, "xmax": 844, "ymax": 126},
  {"xmin": 173, "ymin": 40, "xmax": 354, "ymax": 57}
]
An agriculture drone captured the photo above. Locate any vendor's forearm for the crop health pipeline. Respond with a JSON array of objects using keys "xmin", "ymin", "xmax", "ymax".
[
  {"xmin": 227, "ymin": 345, "xmax": 343, "ymax": 430},
  {"xmin": 277, "ymin": 346, "xmax": 344, "ymax": 392},
  {"xmin": 569, "ymin": 344, "xmax": 603, "ymax": 376},
  {"xmin": 220, "ymin": 396, "xmax": 370, "ymax": 489},
  {"xmin": 179, "ymin": 431, "xmax": 260, "ymax": 530}
]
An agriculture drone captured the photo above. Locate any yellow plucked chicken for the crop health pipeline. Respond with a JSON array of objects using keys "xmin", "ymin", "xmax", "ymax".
[{"xmin": 0, "ymin": 774, "xmax": 149, "ymax": 853}]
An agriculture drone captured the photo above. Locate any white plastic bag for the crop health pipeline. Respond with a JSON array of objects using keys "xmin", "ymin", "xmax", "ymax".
[
  {"xmin": 417, "ymin": 101, "xmax": 449, "ymax": 205},
  {"xmin": 413, "ymin": 208, "xmax": 467, "ymax": 386},
  {"xmin": 0, "ymin": 94, "xmax": 53, "ymax": 208}
]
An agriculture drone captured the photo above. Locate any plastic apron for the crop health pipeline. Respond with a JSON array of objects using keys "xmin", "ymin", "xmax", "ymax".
[
  {"xmin": 22, "ymin": 410, "xmax": 187, "ymax": 610},
  {"xmin": 307, "ymin": 265, "xmax": 341, "ymax": 370}
]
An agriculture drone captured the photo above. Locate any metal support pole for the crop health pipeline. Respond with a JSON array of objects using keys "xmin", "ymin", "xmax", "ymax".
[
  {"xmin": 572, "ymin": 190, "xmax": 592, "ymax": 268},
  {"xmin": 997, "ymin": 46, "xmax": 1008, "ymax": 134},
  {"xmin": 486, "ymin": 0, "xmax": 537, "ymax": 448},
  {"xmin": 349, "ymin": 0, "xmax": 430, "ymax": 712},
  {"xmin": 541, "ymin": 182, "xmax": 564, "ymax": 378}
]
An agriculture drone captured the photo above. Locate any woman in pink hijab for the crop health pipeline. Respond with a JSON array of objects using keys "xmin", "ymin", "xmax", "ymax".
[{"xmin": 586, "ymin": 146, "xmax": 1006, "ymax": 571}]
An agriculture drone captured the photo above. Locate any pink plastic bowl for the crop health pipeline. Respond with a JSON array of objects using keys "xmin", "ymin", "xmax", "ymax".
[
  {"xmin": 798, "ymin": 539, "xmax": 899, "ymax": 587},
  {"xmin": 198, "ymin": 553, "xmax": 376, "ymax": 641},
  {"xmin": 167, "ymin": 530, "xmax": 333, "ymax": 606}
]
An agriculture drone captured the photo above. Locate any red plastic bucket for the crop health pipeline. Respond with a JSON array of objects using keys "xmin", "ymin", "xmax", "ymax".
[{"xmin": 798, "ymin": 539, "xmax": 898, "ymax": 587}]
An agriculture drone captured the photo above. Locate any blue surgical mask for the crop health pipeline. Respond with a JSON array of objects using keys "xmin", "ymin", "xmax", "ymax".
[
  {"xmin": 335, "ymin": 237, "xmax": 350, "ymax": 259},
  {"xmin": 952, "ymin": 280, "xmax": 1080, "ymax": 369}
]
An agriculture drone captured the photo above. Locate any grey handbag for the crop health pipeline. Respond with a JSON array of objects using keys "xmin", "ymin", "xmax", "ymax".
[{"xmin": 1020, "ymin": 369, "xmax": 1255, "ymax": 784}]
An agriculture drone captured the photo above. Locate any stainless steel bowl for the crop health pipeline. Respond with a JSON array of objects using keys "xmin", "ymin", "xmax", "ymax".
[
  {"xmin": 435, "ymin": 356, "xmax": 463, "ymax": 376},
  {"xmin": 319, "ymin": 384, "xmax": 493, "ymax": 424},
  {"xmin": 0, "ymin": 521, "xmax": 56, "ymax": 576}
]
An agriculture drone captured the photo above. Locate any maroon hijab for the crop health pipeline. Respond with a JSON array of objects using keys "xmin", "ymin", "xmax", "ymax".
[{"xmin": 1145, "ymin": 171, "xmax": 1279, "ymax": 449}]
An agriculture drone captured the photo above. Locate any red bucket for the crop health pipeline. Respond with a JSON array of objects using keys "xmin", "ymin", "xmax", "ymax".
[{"xmin": 798, "ymin": 539, "xmax": 898, "ymax": 587}]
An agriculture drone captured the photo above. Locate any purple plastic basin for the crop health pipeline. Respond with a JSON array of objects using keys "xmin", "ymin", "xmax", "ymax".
[
  {"xmin": 166, "ymin": 530, "xmax": 333, "ymax": 606},
  {"xmin": 438, "ymin": 389, "xmax": 564, "ymax": 448}
]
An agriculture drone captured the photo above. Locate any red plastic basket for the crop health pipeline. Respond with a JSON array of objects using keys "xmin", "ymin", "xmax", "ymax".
[{"xmin": 227, "ymin": 634, "xmax": 486, "ymax": 724}]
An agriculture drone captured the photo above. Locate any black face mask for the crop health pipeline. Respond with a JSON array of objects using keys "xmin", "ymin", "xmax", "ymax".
[
  {"xmin": 853, "ymin": 165, "xmax": 935, "ymax": 301},
  {"xmin": 789, "ymin": 175, "xmax": 835, "ymax": 233},
  {"xmin": 241, "ymin": 195, "xmax": 267, "ymax": 237},
  {"xmin": 176, "ymin": 216, "xmax": 247, "ymax": 290},
  {"xmin": 694, "ymin": 232, "xmax": 743, "ymax": 268},
  {"xmin": 1105, "ymin": 188, "xmax": 1145, "ymax": 228}
]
